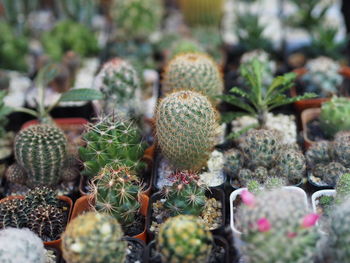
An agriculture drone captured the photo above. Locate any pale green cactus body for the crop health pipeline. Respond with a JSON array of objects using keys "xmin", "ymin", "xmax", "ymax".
[{"xmin": 335, "ymin": 173, "xmax": 350, "ymax": 203}]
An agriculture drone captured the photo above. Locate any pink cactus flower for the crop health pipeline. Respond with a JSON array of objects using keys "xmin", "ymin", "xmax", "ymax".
[
  {"xmin": 241, "ymin": 189, "xmax": 256, "ymax": 207},
  {"xmin": 287, "ymin": 232, "xmax": 297, "ymax": 238},
  {"xmin": 302, "ymin": 213, "xmax": 319, "ymax": 228},
  {"xmin": 257, "ymin": 218, "xmax": 271, "ymax": 232}
]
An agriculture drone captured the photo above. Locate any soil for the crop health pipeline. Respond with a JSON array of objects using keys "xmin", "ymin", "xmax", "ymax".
[
  {"xmin": 124, "ymin": 213, "xmax": 145, "ymax": 237},
  {"xmin": 306, "ymin": 118, "xmax": 330, "ymax": 142},
  {"xmin": 125, "ymin": 238, "xmax": 144, "ymax": 263}
]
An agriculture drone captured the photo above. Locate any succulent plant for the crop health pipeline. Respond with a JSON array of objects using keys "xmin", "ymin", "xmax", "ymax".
[
  {"xmin": 62, "ymin": 212, "xmax": 127, "ymax": 263},
  {"xmin": 79, "ymin": 116, "xmax": 146, "ymax": 178},
  {"xmin": 0, "ymin": 198, "xmax": 28, "ymax": 229},
  {"xmin": 335, "ymin": 173, "xmax": 350, "ymax": 203},
  {"xmin": 223, "ymin": 148, "xmax": 244, "ymax": 178},
  {"xmin": 157, "ymin": 215, "xmax": 213, "ymax": 263},
  {"xmin": 92, "ymin": 165, "xmax": 141, "ymax": 227},
  {"xmin": 332, "ymin": 131, "xmax": 350, "ymax": 168},
  {"xmin": 0, "ymin": 228, "xmax": 45, "ymax": 263},
  {"xmin": 155, "ymin": 90, "xmax": 218, "ymax": 171},
  {"xmin": 306, "ymin": 140, "xmax": 332, "ymax": 168},
  {"xmin": 169, "ymin": 39, "xmax": 204, "ymax": 59},
  {"xmin": 162, "ymin": 53, "xmax": 223, "ymax": 104}
]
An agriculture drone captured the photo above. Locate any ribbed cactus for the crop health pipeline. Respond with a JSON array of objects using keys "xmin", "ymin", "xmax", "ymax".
[
  {"xmin": 157, "ymin": 215, "xmax": 213, "ymax": 263},
  {"xmin": 79, "ymin": 116, "xmax": 146, "ymax": 178},
  {"xmin": 156, "ymin": 90, "xmax": 218, "ymax": 171},
  {"xmin": 335, "ymin": 173, "xmax": 350, "ymax": 203},
  {"xmin": 93, "ymin": 165, "xmax": 141, "ymax": 227},
  {"xmin": 162, "ymin": 53, "xmax": 224, "ymax": 104},
  {"xmin": 0, "ymin": 228, "xmax": 45, "ymax": 263},
  {"xmin": 0, "ymin": 198, "xmax": 27, "ymax": 229},
  {"xmin": 237, "ymin": 188, "xmax": 319, "ymax": 263},
  {"xmin": 62, "ymin": 212, "xmax": 127, "ymax": 263},
  {"xmin": 320, "ymin": 97, "xmax": 350, "ymax": 137},
  {"xmin": 332, "ymin": 131, "xmax": 350, "ymax": 167},
  {"xmin": 179, "ymin": 0, "xmax": 224, "ymax": 27}
]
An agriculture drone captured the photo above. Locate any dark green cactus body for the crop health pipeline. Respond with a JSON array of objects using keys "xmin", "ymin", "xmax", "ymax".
[{"xmin": 0, "ymin": 199, "xmax": 27, "ymax": 229}]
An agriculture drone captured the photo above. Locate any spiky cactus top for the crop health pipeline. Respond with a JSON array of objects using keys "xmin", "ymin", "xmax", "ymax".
[
  {"xmin": 320, "ymin": 97, "xmax": 350, "ymax": 137},
  {"xmin": 237, "ymin": 188, "xmax": 319, "ymax": 263},
  {"xmin": 62, "ymin": 212, "xmax": 127, "ymax": 263},
  {"xmin": 79, "ymin": 116, "xmax": 146, "ymax": 178},
  {"xmin": 157, "ymin": 215, "xmax": 213, "ymax": 263},
  {"xmin": 162, "ymin": 53, "xmax": 224, "ymax": 104},
  {"xmin": 156, "ymin": 90, "xmax": 218, "ymax": 171}
]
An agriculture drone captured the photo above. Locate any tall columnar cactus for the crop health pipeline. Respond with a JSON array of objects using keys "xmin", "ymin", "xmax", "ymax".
[
  {"xmin": 162, "ymin": 53, "xmax": 224, "ymax": 104},
  {"xmin": 93, "ymin": 58, "xmax": 141, "ymax": 118},
  {"xmin": 320, "ymin": 97, "xmax": 350, "ymax": 137},
  {"xmin": 157, "ymin": 215, "xmax": 213, "ymax": 263},
  {"xmin": 335, "ymin": 173, "xmax": 350, "ymax": 203},
  {"xmin": 237, "ymin": 188, "xmax": 319, "ymax": 263},
  {"xmin": 62, "ymin": 212, "xmax": 127, "ymax": 263},
  {"xmin": 156, "ymin": 90, "xmax": 218, "ymax": 171},
  {"xmin": 79, "ymin": 116, "xmax": 146, "ymax": 178},
  {"xmin": 0, "ymin": 228, "xmax": 45, "ymax": 263},
  {"xmin": 93, "ymin": 165, "xmax": 141, "ymax": 227}
]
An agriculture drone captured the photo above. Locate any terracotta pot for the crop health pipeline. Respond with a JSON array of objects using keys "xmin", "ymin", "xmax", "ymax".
[
  {"xmin": 0, "ymin": 195, "xmax": 73, "ymax": 250},
  {"xmin": 71, "ymin": 193, "xmax": 149, "ymax": 242},
  {"xmin": 301, "ymin": 108, "xmax": 321, "ymax": 149}
]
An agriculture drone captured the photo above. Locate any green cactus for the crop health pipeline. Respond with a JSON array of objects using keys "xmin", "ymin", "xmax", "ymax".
[
  {"xmin": 306, "ymin": 140, "xmax": 332, "ymax": 168},
  {"xmin": 320, "ymin": 97, "xmax": 350, "ymax": 138},
  {"xmin": 155, "ymin": 90, "xmax": 218, "ymax": 171},
  {"xmin": 169, "ymin": 39, "xmax": 204, "ymax": 59},
  {"xmin": 264, "ymin": 177, "xmax": 286, "ymax": 190},
  {"xmin": 223, "ymin": 148, "xmax": 244, "ymax": 178},
  {"xmin": 157, "ymin": 215, "xmax": 213, "ymax": 263},
  {"xmin": 79, "ymin": 116, "xmax": 146, "ymax": 178},
  {"xmin": 162, "ymin": 53, "xmax": 224, "ymax": 104},
  {"xmin": 333, "ymin": 131, "xmax": 350, "ymax": 168},
  {"xmin": 335, "ymin": 173, "xmax": 350, "ymax": 203},
  {"xmin": 62, "ymin": 212, "xmax": 127, "ymax": 263},
  {"xmin": 313, "ymin": 162, "xmax": 349, "ymax": 187},
  {"xmin": 93, "ymin": 165, "xmax": 141, "ymax": 227},
  {"xmin": 0, "ymin": 198, "xmax": 28, "ymax": 229}
]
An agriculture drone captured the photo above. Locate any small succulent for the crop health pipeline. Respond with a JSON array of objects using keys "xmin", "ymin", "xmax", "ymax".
[{"xmin": 335, "ymin": 173, "xmax": 350, "ymax": 203}]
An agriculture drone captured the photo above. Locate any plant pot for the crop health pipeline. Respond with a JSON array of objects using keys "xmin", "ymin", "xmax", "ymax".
[
  {"xmin": 307, "ymin": 170, "xmax": 337, "ymax": 190},
  {"xmin": 311, "ymin": 189, "xmax": 336, "ymax": 233},
  {"xmin": 0, "ymin": 195, "xmax": 73, "ymax": 250},
  {"xmin": 70, "ymin": 193, "xmax": 149, "ymax": 242},
  {"xmin": 143, "ymin": 236, "xmax": 230, "ymax": 263},
  {"xmin": 146, "ymin": 187, "xmax": 226, "ymax": 241},
  {"xmin": 301, "ymin": 107, "xmax": 321, "ymax": 149}
]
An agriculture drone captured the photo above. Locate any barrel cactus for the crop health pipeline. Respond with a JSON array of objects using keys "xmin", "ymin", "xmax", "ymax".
[
  {"xmin": 62, "ymin": 212, "xmax": 127, "ymax": 263},
  {"xmin": 320, "ymin": 97, "xmax": 350, "ymax": 137},
  {"xmin": 162, "ymin": 53, "xmax": 224, "ymax": 104},
  {"xmin": 156, "ymin": 90, "xmax": 218, "ymax": 171},
  {"xmin": 157, "ymin": 215, "xmax": 213, "ymax": 263}
]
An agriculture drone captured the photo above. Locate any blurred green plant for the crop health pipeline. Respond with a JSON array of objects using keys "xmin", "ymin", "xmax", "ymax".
[{"xmin": 57, "ymin": 0, "xmax": 97, "ymax": 27}]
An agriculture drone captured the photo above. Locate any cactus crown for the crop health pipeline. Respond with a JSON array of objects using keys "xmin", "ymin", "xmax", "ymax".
[
  {"xmin": 156, "ymin": 90, "xmax": 218, "ymax": 171},
  {"xmin": 62, "ymin": 212, "xmax": 127, "ymax": 263},
  {"xmin": 163, "ymin": 53, "xmax": 223, "ymax": 104},
  {"xmin": 157, "ymin": 214, "xmax": 213, "ymax": 263}
]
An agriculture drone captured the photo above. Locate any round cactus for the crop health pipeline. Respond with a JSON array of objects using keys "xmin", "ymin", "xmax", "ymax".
[
  {"xmin": 306, "ymin": 140, "xmax": 332, "ymax": 168},
  {"xmin": 332, "ymin": 131, "xmax": 350, "ymax": 167},
  {"xmin": 13, "ymin": 124, "xmax": 67, "ymax": 187},
  {"xmin": 223, "ymin": 148, "xmax": 244, "ymax": 178},
  {"xmin": 335, "ymin": 173, "xmax": 350, "ymax": 203},
  {"xmin": 313, "ymin": 162, "xmax": 349, "ymax": 186},
  {"xmin": 157, "ymin": 215, "xmax": 213, "ymax": 263},
  {"xmin": 162, "ymin": 53, "xmax": 224, "ymax": 104},
  {"xmin": 320, "ymin": 97, "xmax": 350, "ymax": 137},
  {"xmin": 156, "ymin": 90, "xmax": 218, "ymax": 171},
  {"xmin": 169, "ymin": 39, "xmax": 204, "ymax": 59},
  {"xmin": 62, "ymin": 212, "xmax": 127, "ymax": 263}
]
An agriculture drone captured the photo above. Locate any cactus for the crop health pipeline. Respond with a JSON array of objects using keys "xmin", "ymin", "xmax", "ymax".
[
  {"xmin": 320, "ymin": 97, "xmax": 350, "ymax": 137},
  {"xmin": 58, "ymin": 0, "xmax": 97, "ymax": 26},
  {"xmin": 157, "ymin": 215, "xmax": 213, "ymax": 263},
  {"xmin": 264, "ymin": 177, "xmax": 286, "ymax": 190},
  {"xmin": 169, "ymin": 39, "xmax": 204, "ymax": 59},
  {"xmin": 0, "ymin": 198, "xmax": 28, "ymax": 229},
  {"xmin": 155, "ymin": 90, "xmax": 218, "ymax": 171},
  {"xmin": 93, "ymin": 58, "xmax": 141, "ymax": 118},
  {"xmin": 162, "ymin": 53, "xmax": 223, "ymax": 104},
  {"xmin": 335, "ymin": 173, "xmax": 350, "ymax": 203},
  {"xmin": 92, "ymin": 165, "xmax": 141, "ymax": 227},
  {"xmin": 79, "ymin": 116, "xmax": 146, "ymax": 178},
  {"xmin": 178, "ymin": 0, "xmax": 224, "ymax": 27},
  {"xmin": 332, "ymin": 131, "xmax": 350, "ymax": 167},
  {"xmin": 62, "ymin": 212, "xmax": 127, "ymax": 263},
  {"xmin": 0, "ymin": 228, "xmax": 45, "ymax": 263},
  {"xmin": 313, "ymin": 162, "xmax": 349, "ymax": 187},
  {"xmin": 306, "ymin": 140, "xmax": 332, "ymax": 168},
  {"xmin": 237, "ymin": 188, "xmax": 319, "ymax": 263},
  {"xmin": 223, "ymin": 148, "xmax": 244, "ymax": 178}
]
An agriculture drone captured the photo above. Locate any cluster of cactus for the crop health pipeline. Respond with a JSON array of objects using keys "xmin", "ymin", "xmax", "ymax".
[
  {"xmin": 79, "ymin": 116, "xmax": 146, "ymax": 178},
  {"xmin": 92, "ymin": 165, "xmax": 141, "ymax": 227},
  {"xmin": 163, "ymin": 53, "xmax": 223, "ymax": 104},
  {"xmin": 320, "ymin": 97, "xmax": 350, "ymax": 138},
  {"xmin": 162, "ymin": 171, "xmax": 207, "ymax": 216},
  {"xmin": 157, "ymin": 215, "xmax": 213, "ymax": 263},
  {"xmin": 62, "ymin": 212, "xmax": 127, "ymax": 263},
  {"xmin": 0, "ymin": 187, "xmax": 66, "ymax": 241},
  {"xmin": 93, "ymin": 58, "xmax": 141, "ymax": 118},
  {"xmin": 156, "ymin": 90, "xmax": 218, "ymax": 171},
  {"xmin": 306, "ymin": 132, "xmax": 350, "ymax": 186},
  {"xmin": 237, "ymin": 188, "xmax": 319, "ymax": 263},
  {"xmin": 6, "ymin": 124, "xmax": 77, "ymax": 188},
  {"xmin": 111, "ymin": 0, "xmax": 163, "ymax": 40}
]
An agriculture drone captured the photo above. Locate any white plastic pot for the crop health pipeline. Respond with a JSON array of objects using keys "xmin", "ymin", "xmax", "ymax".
[{"xmin": 311, "ymin": 189, "xmax": 336, "ymax": 216}]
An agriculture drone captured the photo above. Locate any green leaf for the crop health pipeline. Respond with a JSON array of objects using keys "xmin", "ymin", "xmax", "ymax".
[
  {"xmin": 221, "ymin": 111, "xmax": 252, "ymax": 124},
  {"xmin": 268, "ymin": 93, "xmax": 316, "ymax": 110},
  {"xmin": 218, "ymin": 95, "xmax": 256, "ymax": 114},
  {"xmin": 60, "ymin": 88, "xmax": 104, "ymax": 102}
]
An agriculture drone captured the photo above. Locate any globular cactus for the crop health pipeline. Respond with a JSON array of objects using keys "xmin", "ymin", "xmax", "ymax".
[
  {"xmin": 92, "ymin": 165, "xmax": 141, "ymax": 227},
  {"xmin": 156, "ymin": 90, "xmax": 218, "ymax": 171},
  {"xmin": 306, "ymin": 140, "xmax": 332, "ymax": 168},
  {"xmin": 320, "ymin": 97, "xmax": 350, "ymax": 137},
  {"xmin": 162, "ymin": 53, "xmax": 224, "ymax": 104},
  {"xmin": 157, "ymin": 215, "xmax": 213, "ymax": 263},
  {"xmin": 237, "ymin": 188, "xmax": 319, "ymax": 263},
  {"xmin": 223, "ymin": 148, "xmax": 244, "ymax": 178},
  {"xmin": 335, "ymin": 173, "xmax": 350, "ymax": 203},
  {"xmin": 93, "ymin": 58, "xmax": 141, "ymax": 118},
  {"xmin": 169, "ymin": 39, "xmax": 204, "ymax": 59},
  {"xmin": 0, "ymin": 198, "xmax": 28, "ymax": 229},
  {"xmin": 0, "ymin": 228, "xmax": 45, "ymax": 263},
  {"xmin": 313, "ymin": 162, "xmax": 349, "ymax": 186},
  {"xmin": 332, "ymin": 131, "xmax": 350, "ymax": 167},
  {"xmin": 62, "ymin": 212, "xmax": 127, "ymax": 263},
  {"xmin": 79, "ymin": 116, "xmax": 146, "ymax": 178}
]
